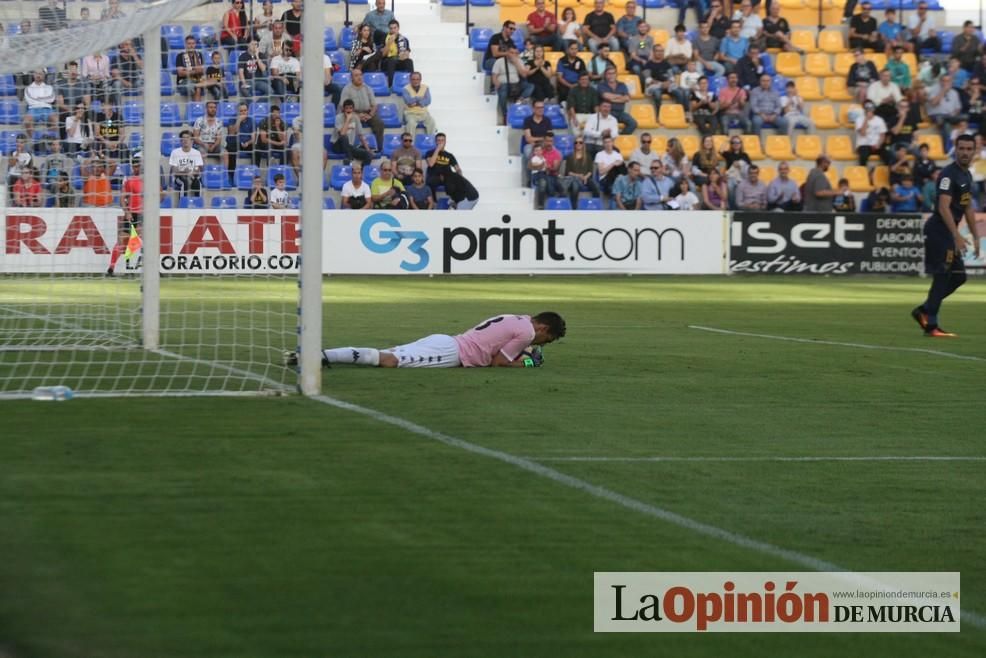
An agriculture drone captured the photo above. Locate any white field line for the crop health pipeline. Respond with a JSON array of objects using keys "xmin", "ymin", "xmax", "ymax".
[
  {"xmin": 527, "ymin": 455, "xmax": 986, "ymax": 463},
  {"xmin": 309, "ymin": 391, "xmax": 986, "ymax": 631},
  {"xmin": 689, "ymin": 325, "xmax": 986, "ymax": 363}
]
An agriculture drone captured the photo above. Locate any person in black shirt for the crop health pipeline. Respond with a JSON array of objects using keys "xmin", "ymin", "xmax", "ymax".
[
  {"xmin": 912, "ymin": 134, "xmax": 980, "ymax": 337},
  {"xmin": 484, "ymin": 21, "xmax": 517, "ymax": 72},
  {"xmin": 582, "ymin": 0, "xmax": 618, "ymax": 54},
  {"xmin": 425, "ymin": 132, "xmax": 479, "ymax": 209},
  {"xmin": 702, "ymin": 1, "xmax": 731, "ymax": 40},
  {"xmin": 280, "ymin": 0, "xmax": 302, "ymax": 39},
  {"xmin": 848, "ymin": 2, "xmax": 883, "ymax": 52},
  {"xmin": 912, "ymin": 143, "xmax": 938, "ymax": 187}
]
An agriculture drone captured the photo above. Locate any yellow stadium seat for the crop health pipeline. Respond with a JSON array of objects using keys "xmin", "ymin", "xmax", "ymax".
[
  {"xmin": 544, "ymin": 51, "xmax": 564, "ymax": 69},
  {"xmin": 679, "ymin": 134, "xmax": 700, "ymax": 158},
  {"xmin": 713, "ymin": 135, "xmax": 729, "ymax": 153},
  {"xmin": 795, "ymin": 135, "xmax": 823, "ymax": 161},
  {"xmin": 902, "ymin": 53, "xmax": 918, "ymax": 76},
  {"xmin": 577, "ymin": 52, "xmax": 592, "ymax": 67},
  {"xmin": 499, "ymin": 0, "xmax": 525, "ymax": 5},
  {"xmin": 824, "ymin": 76, "xmax": 853, "ymax": 101},
  {"xmin": 776, "ymin": 52, "xmax": 805, "ymax": 78},
  {"xmin": 658, "ymin": 104, "xmax": 688, "ymax": 129},
  {"xmin": 827, "ymin": 135, "xmax": 856, "ymax": 161},
  {"xmin": 650, "ymin": 135, "xmax": 668, "ymax": 154},
  {"xmin": 833, "ymin": 52, "xmax": 855, "ymax": 77},
  {"xmin": 618, "ymin": 74, "xmax": 643, "ymax": 99},
  {"xmin": 825, "ymin": 166, "xmax": 840, "ymax": 190},
  {"xmin": 866, "ymin": 53, "xmax": 887, "ymax": 70},
  {"xmin": 608, "ymin": 0, "xmax": 631, "ymax": 7},
  {"xmin": 810, "ymin": 105, "xmax": 840, "ymax": 129},
  {"xmin": 788, "ymin": 166, "xmax": 808, "ymax": 187},
  {"xmin": 791, "ymin": 30, "xmax": 818, "ymax": 53},
  {"xmin": 845, "ymin": 166, "xmax": 874, "ymax": 192},
  {"xmin": 918, "ymin": 134, "xmax": 948, "ymax": 161},
  {"xmin": 765, "ymin": 135, "xmax": 796, "ymax": 161},
  {"xmin": 779, "ymin": 0, "xmax": 805, "ymax": 8},
  {"xmin": 795, "ymin": 76, "xmax": 823, "ymax": 101},
  {"xmin": 758, "ymin": 165, "xmax": 777, "ymax": 185},
  {"xmin": 614, "ymin": 135, "xmax": 638, "ymax": 159},
  {"xmin": 741, "ymin": 135, "xmax": 765, "ymax": 160},
  {"xmin": 872, "ymin": 165, "xmax": 890, "ymax": 189},
  {"xmin": 629, "ymin": 103, "xmax": 659, "ymax": 129},
  {"xmin": 652, "ymin": 29, "xmax": 670, "ymax": 48},
  {"xmin": 839, "ymin": 103, "xmax": 862, "ymax": 128},
  {"xmin": 819, "ymin": 30, "xmax": 845, "ymax": 54},
  {"xmin": 609, "ymin": 52, "xmax": 626, "ymax": 74},
  {"xmin": 804, "ymin": 53, "xmax": 833, "ymax": 77}
]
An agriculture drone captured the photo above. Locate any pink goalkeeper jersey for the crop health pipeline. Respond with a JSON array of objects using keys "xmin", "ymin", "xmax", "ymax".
[{"xmin": 453, "ymin": 314, "xmax": 536, "ymax": 367}]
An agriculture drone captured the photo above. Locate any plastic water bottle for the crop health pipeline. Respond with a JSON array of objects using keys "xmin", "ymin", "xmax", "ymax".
[{"xmin": 31, "ymin": 385, "xmax": 74, "ymax": 401}]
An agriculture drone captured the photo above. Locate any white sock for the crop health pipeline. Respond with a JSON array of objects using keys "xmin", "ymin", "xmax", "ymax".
[{"xmin": 322, "ymin": 347, "xmax": 380, "ymax": 366}]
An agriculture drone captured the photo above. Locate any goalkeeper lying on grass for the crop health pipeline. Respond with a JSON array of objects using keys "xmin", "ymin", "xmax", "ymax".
[{"xmin": 285, "ymin": 312, "xmax": 566, "ymax": 369}]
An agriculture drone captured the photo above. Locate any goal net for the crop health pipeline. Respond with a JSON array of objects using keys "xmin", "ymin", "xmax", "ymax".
[{"xmin": 0, "ymin": 0, "xmax": 324, "ymax": 398}]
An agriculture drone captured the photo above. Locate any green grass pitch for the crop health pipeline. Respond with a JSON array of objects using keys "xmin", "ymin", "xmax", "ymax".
[{"xmin": 1, "ymin": 276, "xmax": 985, "ymax": 657}]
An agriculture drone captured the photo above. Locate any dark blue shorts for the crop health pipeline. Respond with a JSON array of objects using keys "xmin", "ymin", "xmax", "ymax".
[{"xmin": 924, "ymin": 226, "xmax": 965, "ymax": 275}]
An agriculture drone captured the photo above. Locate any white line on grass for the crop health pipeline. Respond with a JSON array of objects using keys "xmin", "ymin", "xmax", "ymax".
[
  {"xmin": 528, "ymin": 455, "xmax": 986, "ymax": 463},
  {"xmin": 309, "ymin": 392, "xmax": 986, "ymax": 631},
  {"xmin": 689, "ymin": 325, "xmax": 986, "ymax": 363}
]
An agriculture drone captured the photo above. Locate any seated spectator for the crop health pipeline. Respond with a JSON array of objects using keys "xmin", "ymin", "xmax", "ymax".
[
  {"xmin": 829, "ymin": 177, "xmax": 853, "ymax": 211},
  {"xmin": 582, "ymin": 101, "xmax": 620, "ymax": 159},
  {"xmin": 81, "ymin": 158, "xmax": 114, "ymax": 207},
  {"xmin": 531, "ymin": 135, "xmax": 564, "ymax": 210},
  {"xmin": 611, "ymin": 160, "xmax": 643, "ymax": 210},
  {"xmin": 39, "ymin": 0, "xmax": 68, "ymax": 32},
  {"xmin": 750, "ymin": 73, "xmax": 787, "ymax": 136},
  {"xmin": 364, "ymin": 0, "xmax": 395, "ymax": 47},
  {"xmin": 718, "ymin": 20, "xmax": 749, "ymax": 74},
  {"xmin": 594, "ymin": 135, "xmax": 626, "ymax": 198},
  {"xmin": 221, "ymin": 0, "xmax": 249, "ymax": 50},
  {"xmin": 244, "ymin": 175, "xmax": 269, "ymax": 208},
  {"xmin": 629, "ymin": 22, "xmax": 654, "ymax": 76},
  {"xmin": 849, "ymin": 2, "xmax": 883, "ymax": 52},
  {"xmin": 406, "ymin": 168, "xmax": 435, "ymax": 209},
  {"xmin": 615, "ymin": 2, "xmax": 642, "ymax": 55},
  {"xmin": 371, "ymin": 159, "xmax": 408, "ymax": 209},
  {"xmin": 856, "ymin": 102, "xmax": 889, "ymax": 166},
  {"xmin": 733, "ymin": 1, "xmax": 764, "ymax": 51},
  {"xmin": 527, "ymin": 46, "xmax": 555, "ymax": 103},
  {"xmin": 381, "ymin": 20, "xmax": 414, "ymax": 87},
  {"xmin": 670, "ymin": 178, "xmax": 700, "ymax": 210},
  {"xmin": 558, "ymin": 7, "xmax": 582, "ymax": 51},
  {"xmin": 767, "ymin": 162, "xmax": 802, "ymax": 211},
  {"xmin": 169, "ymin": 130, "xmax": 203, "ymax": 198},
  {"xmin": 522, "ymin": 101, "xmax": 552, "ymax": 183},
  {"xmin": 864, "ymin": 186, "xmax": 892, "ymax": 212},
  {"xmin": 175, "ymin": 36, "xmax": 205, "ymax": 102},
  {"xmin": 565, "ymin": 72, "xmax": 599, "ymax": 138},
  {"xmin": 642, "ymin": 45, "xmax": 683, "ymax": 116},
  {"xmin": 425, "ymin": 133, "xmax": 479, "ymax": 209},
  {"xmin": 891, "ymin": 173, "xmax": 922, "ymax": 211},
  {"xmin": 340, "ymin": 67, "xmax": 385, "ymax": 149},
  {"xmin": 39, "ymin": 139, "xmax": 70, "ymax": 194},
  {"xmin": 661, "ymin": 137, "xmax": 689, "ymax": 182},
  {"xmin": 717, "ymin": 72, "xmax": 751, "ymax": 134},
  {"xmin": 690, "ymin": 76, "xmax": 719, "ymax": 136},
  {"xmin": 388, "ymin": 133, "xmax": 421, "ymax": 186},
  {"xmin": 225, "ymin": 102, "xmax": 253, "ymax": 184},
  {"xmin": 665, "ymin": 24, "xmax": 691, "ymax": 72},
  {"xmin": 115, "ymin": 40, "xmax": 144, "ymax": 96},
  {"xmin": 560, "ymin": 136, "xmax": 600, "ymax": 207},
  {"xmin": 82, "ymin": 49, "xmax": 121, "ymax": 106},
  {"xmin": 908, "ymin": 2, "xmax": 940, "ymax": 52},
  {"xmin": 527, "ymin": 0, "xmax": 565, "ymax": 52},
  {"xmin": 56, "ymin": 62, "xmax": 86, "ymax": 116},
  {"xmin": 888, "ymin": 143, "xmax": 913, "ymax": 184},
  {"xmin": 735, "ymin": 164, "xmax": 767, "ymax": 210},
  {"xmin": 867, "ymin": 68, "xmax": 902, "ymax": 124},
  {"xmin": 557, "ymin": 40, "xmax": 587, "ymax": 104},
  {"xmin": 735, "ymin": 45, "xmax": 766, "ymax": 91},
  {"xmin": 333, "ymin": 99, "xmax": 373, "ymax": 166},
  {"xmin": 704, "ymin": 2, "xmax": 730, "ymax": 40},
  {"xmin": 193, "ymin": 100, "xmax": 226, "ymax": 162},
  {"xmin": 763, "ymin": 3, "xmax": 800, "ymax": 53},
  {"xmin": 483, "ymin": 21, "xmax": 516, "ymax": 72},
  {"xmin": 24, "ymin": 71, "xmax": 55, "ymax": 123},
  {"xmin": 341, "ymin": 164, "xmax": 371, "ymax": 209},
  {"xmin": 878, "ymin": 9, "xmax": 910, "ymax": 56},
  {"xmin": 92, "ymin": 104, "xmax": 127, "ymax": 168},
  {"xmin": 270, "ymin": 173, "xmax": 289, "ymax": 209},
  {"xmin": 582, "ymin": 0, "xmax": 619, "ymax": 54},
  {"xmin": 53, "ymin": 172, "xmax": 76, "ymax": 208},
  {"xmin": 629, "ymin": 132, "xmax": 660, "ymax": 171},
  {"xmin": 887, "ymin": 46, "xmax": 912, "ymax": 89},
  {"xmin": 270, "ymin": 43, "xmax": 301, "ymax": 101},
  {"xmin": 260, "ymin": 20, "xmax": 290, "ymax": 61},
  {"xmin": 588, "ymin": 43, "xmax": 616, "ymax": 83},
  {"xmin": 194, "ymin": 50, "xmax": 225, "ymax": 102},
  {"xmin": 780, "ymin": 81, "xmax": 813, "ymax": 136},
  {"xmin": 598, "ymin": 67, "xmax": 637, "ymax": 135},
  {"xmin": 64, "ymin": 103, "xmax": 91, "ymax": 156},
  {"xmin": 678, "ymin": 61, "xmax": 702, "ymax": 113},
  {"xmin": 640, "ymin": 160, "xmax": 673, "ymax": 210},
  {"xmin": 692, "ymin": 135, "xmax": 721, "ymax": 182},
  {"xmin": 351, "ymin": 23, "xmax": 382, "ymax": 72},
  {"xmin": 255, "ymin": 104, "xmax": 288, "ymax": 166},
  {"xmin": 926, "ymin": 75, "xmax": 965, "ymax": 142},
  {"xmin": 238, "ymin": 40, "xmax": 271, "ymax": 98},
  {"xmin": 12, "ymin": 167, "xmax": 42, "ymax": 208},
  {"xmin": 848, "ymin": 49, "xmax": 879, "ymax": 104},
  {"xmin": 702, "ymin": 167, "xmax": 728, "ymax": 210},
  {"xmin": 953, "ymin": 21, "xmax": 982, "ymax": 72},
  {"xmin": 492, "ymin": 44, "xmax": 534, "ymax": 124},
  {"xmin": 693, "ymin": 21, "xmax": 724, "ymax": 78},
  {"xmin": 946, "ymin": 57, "xmax": 970, "ymax": 90},
  {"xmin": 913, "ymin": 143, "xmax": 938, "ymax": 186}
]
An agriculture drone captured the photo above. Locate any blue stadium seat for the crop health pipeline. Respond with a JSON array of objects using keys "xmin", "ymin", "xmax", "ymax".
[
  {"xmin": 443, "ymin": 0, "xmax": 466, "ymax": 6},
  {"xmin": 203, "ymin": 164, "xmax": 229, "ymax": 190},
  {"xmin": 328, "ymin": 49, "xmax": 348, "ymax": 72},
  {"xmin": 160, "ymin": 195, "xmax": 174, "ymax": 209},
  {"xmin": 325, "ymin": 133, "xmax": 342, "ymax": 159},
  {"xmin": 436, "ymin": 197, "xmax": 451, "ymax": 209},
  {"xmin": 349, "ymin": 0, "xmax": 368, "ymax": 5},
  {"xmin": 159, "ymin": 102, "xmax": 182, "ymax": 127},
  {"xmin": 470, "ymin": 28, "xmax": 493, "ymax": 52},
  {"xmin": 363, "ymin": 165, "xmax": 380, "ymax": 183},
  {"xmin": 545, "ymin": 104, "xmax": 568, "ymax": 129},
  {"xmin": 186, "ymin": 102, "xmax": 206, "ymax": 124},
  {"xmin": 0, "ymin": 100, "xmax": 21, "ymax": 124},
  {"xmin": 220, "ymin": 101, "xmax": 239, "ymax": 125},
  {"xmin": 287, "ymin": 197, "xmax": 301, "ymax": 209},
  {"xmin": 0, "ymin": 75, "xmax": 17, "ymax": 97},
  {"xmin": 179, "ymin": 196, "xmax": 205, "ymax": 209},
  {"xmin": 235, "ymin": 164, "xmax": 261, "ymax": 190},
  {"xmin": 772, "ymin": 75, "xmax": 790, "ymax": 96},
  {"xmin": 470, "ymin": 0, "xmax": 495, "ymax": 5},
  {"xmin": 329, "ymin": 165, "xmax": 352, "ymax": 190},
  {"xmin": 323, "ymin": 102, "xmax": 337, "ymax": 127},
  {"xmin": 507, "ymin": 103, "xmax": 533, "ymax": 129},
  {"xmin": 546, "ymin": 197, "xmax": 573, "ymax": 210},
  {"xmin": 191, "ymin": 25, "xmax": 217, "ymax": 47},
  {"xmin": 364, "ymin": 72, "xmax": 390, "ymax": 96},
  {"xmin": 70, "ymin": 163, "xmax": 83, "ymax": 190},
  {"xmin": 391, "ymin": 71, "xmax": 411, "ymax": 95},
  {"xmin": 511, "ymin": 30, "xmax": 525, "ymax": 49},
  {"xmin": 938, "ymin": 31, "xmax": 955, "ymax": 53},
  {"xmin": 211, "ymin": 195, "xmax": 239, "ymax": 209},
  {"xmin": 161, "ymin": 24, "xmax": 185, "ymax": 50},
  {"xmin": 554, "ymin": 133, "xmax": 574, "ymax": 157},
  {"xmin": 267, "ymin": 165, "xmax": 298, "ymax": 190},
  {"xmin": 377, "ymin": 103, "xmax": 402, "ymax": 128},
  {"xmin": 643, "ymin": 0, "xmax": 669, "ymax": 7},
  {"xmin": 323, "ymin": 197, "xmax": 336, "ymax": 209},
  {"xmin": 249, "ymin": 101, "xmax": 270, "ymax": 122},
  {"xmin": 381, "ymin": 133, "xmax": 402, "ymax": 157},
  {"xmin": 334, "ymin": 71, "xmax": 351, "ymax": 87},
  {"xmin": 122, "ymin": 101, "xmax": 143, "ymax": 125},
  {"xmin": 281, "ymin": 102, "xmax": 301, "ymax": 125},
  {"xmin": 578, "ymin": 198, "xmax": 604, "ymax": 210},
  {"xmin": 708, "ymin": 76, "xmax": 727, "ymax": 94},
  {"xmin": 323, "ymin": 27, "xmax": 337, "ymax": 52},
  {"xmin": 0, "ymin": 131, "xmax": 18, "ymax": 155},
  {"xmin": 340, "ymin": 26, "xmax": 357, "ymax": 50},
  {"xmin": 363, "ymin": 133, "xmax": 378, "ymax": 153},
  {"xmin": 414, "ymin": 133, "xmax": 435, "ymax": 153},
  {"xmin": 160, "ymin": 74, "xmax": 174, "ymax": 97},
  {"xmin": 127, "ymin": 132, "xmax": 143, "ymax": 152},
  {"xmin": 161, "ymin": 132, "xmax": 180, "ymax": 158},
  {"xmin": 760, "ymin": 53, "xmax": 775, "ymax": 76}
]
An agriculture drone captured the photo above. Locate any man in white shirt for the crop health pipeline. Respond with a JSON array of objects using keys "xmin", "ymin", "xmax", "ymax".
[
  {"xmin": 866, "ymin": 68, "xmax": 902, "ymax": 125},
  {"xmin": 491, "ymin": 44, "xmax": 533, "ymax": 124},
  {"xmin": 907, "ymin": 2, "xmax": 939, "ymax": 52},
  {"xmin": 24, "ymin": 71, "xmax": 55, "ymax": 122},
  {"xmin": 593, "ymin": 135, "xmax": 627, "ymax": 197},
  {"xmin": 629, "ymin": 132, "xmax": 660, "ymax": 170},
  {"xmin": 855, "ymin": 102, "xmax": 888, "ymax": 166},
  {"xmin": 168, "ymin": 129, "xmax": 204, "ymax": 198},
  {"xmin": 582, "ymin": 100, "xmax": 620, "ymax": 158},
  {"xmin": 665, "ymin": 24, "xmax": 693, "ymax": 72},
  {"xmin": 341, "ymin": 164, "xmax": 372, "ymax": 209}
]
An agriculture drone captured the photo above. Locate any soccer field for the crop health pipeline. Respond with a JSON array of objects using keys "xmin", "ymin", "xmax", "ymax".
[{"xmin": 1, "ymin": 276, "xmax": 985, "ymax": 657}]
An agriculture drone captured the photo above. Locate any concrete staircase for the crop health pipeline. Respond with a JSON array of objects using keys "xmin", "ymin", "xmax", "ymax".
[{"xmin": 394, "ymin": 0, "xmax": 531, "ymax": 211}]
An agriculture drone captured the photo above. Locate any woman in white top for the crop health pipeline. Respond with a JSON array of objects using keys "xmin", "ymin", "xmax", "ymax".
[
  {"xmin": 661, "ymin": 137, "xmax": 689, "ymax": 183},
  {"xmin": 671, "ymin": 178, "xmax": 700, "ymax": 210},
  {"xmin": 558, "ymin": 7, "xmax": 582, "ymax": 50}
]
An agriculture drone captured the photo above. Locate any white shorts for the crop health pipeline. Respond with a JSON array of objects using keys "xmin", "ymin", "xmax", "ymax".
[{"xmin": 388, "ymin": 334, "xmax": 461, "ymax": 368}]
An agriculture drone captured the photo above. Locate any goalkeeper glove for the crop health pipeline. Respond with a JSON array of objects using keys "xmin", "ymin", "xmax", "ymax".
[{"xmin": 523, "ymin": 346, "xmax": 544, "ymax": 368}]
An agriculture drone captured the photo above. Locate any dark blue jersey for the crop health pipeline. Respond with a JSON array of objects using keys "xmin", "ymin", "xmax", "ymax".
[{"xmin": 928, "ymin": 162, "xmax": 973, "ymax": 233}]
